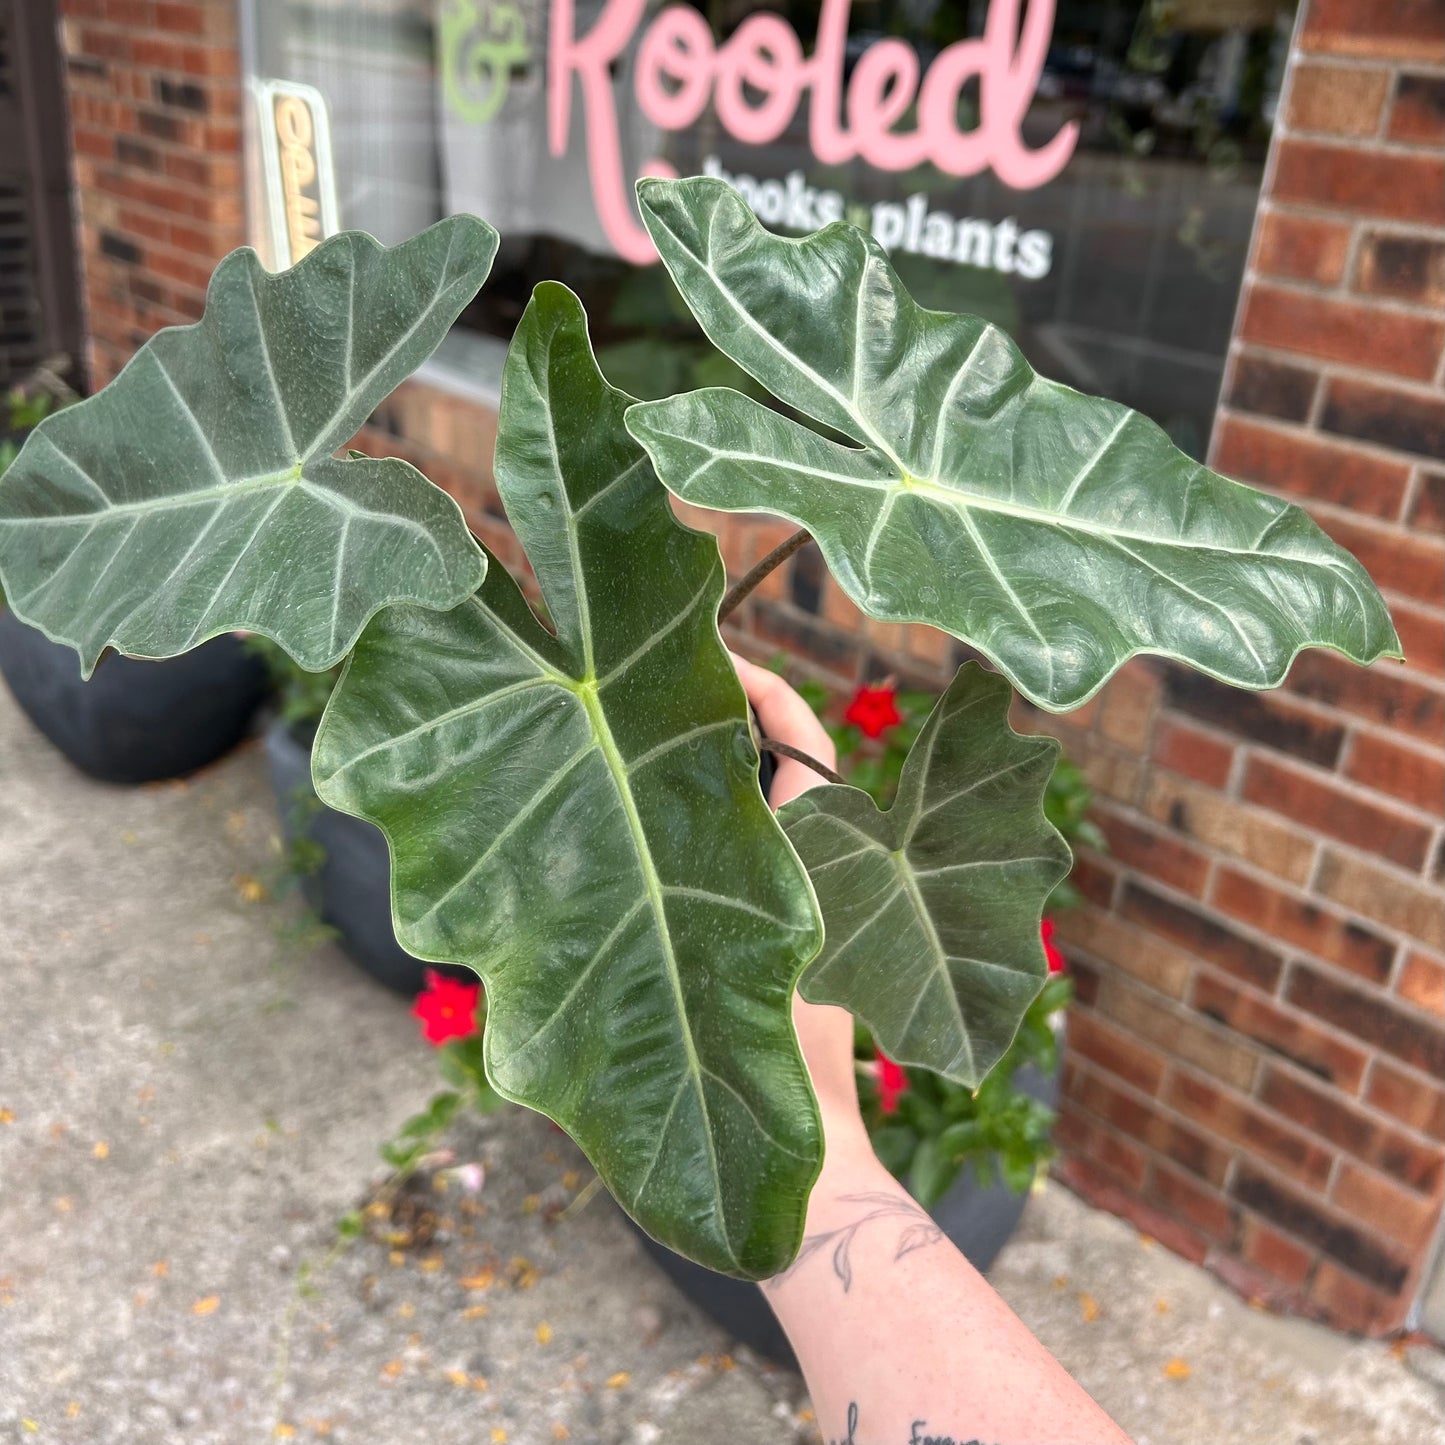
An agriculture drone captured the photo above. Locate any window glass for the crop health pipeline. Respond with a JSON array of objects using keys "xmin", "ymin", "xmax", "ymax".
[{"xmin": 243, "ymin": 0, "xmax": 1292, "ymax": 455}]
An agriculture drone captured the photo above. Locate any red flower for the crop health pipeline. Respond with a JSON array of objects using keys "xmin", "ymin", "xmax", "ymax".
[
  {"xmin": 1042, "ymin": 917, "xmax": 1065, "ymax": 974},
  {"xmin": 845, "ymin": 685, "xmax": 902, "ymax": 739},
  {"xmin": 875, "ymin": 1048, "xmax": 909, "ymax": 1114},
  {"xmin": 412, "ymin": 969, "xmax": 481, "ymax": 1046}
]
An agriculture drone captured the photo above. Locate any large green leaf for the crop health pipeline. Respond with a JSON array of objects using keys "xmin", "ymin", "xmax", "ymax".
[
  {"xmin": 0, "ymin": 219, "xmax": 495, "ymax": 676},
  {"xmin": 780, "ymin": 665, "xmax": 1070, "ymax": 1086},
  {"xmin": 313, "ymin": 283, "xmax": 824, "ymax": 1278},
  {"xmin": 626, "ymin": 177, "xmax": 1400, "ymax": 711}
]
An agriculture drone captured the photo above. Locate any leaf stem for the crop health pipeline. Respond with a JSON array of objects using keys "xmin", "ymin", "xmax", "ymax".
[
  {"xmin": 717, "ymin": 528, "xmax": 812, "ymax": 622},
  {"xmin": 758, "ymin": 739, "xmax": 846, "ymax": 787}
]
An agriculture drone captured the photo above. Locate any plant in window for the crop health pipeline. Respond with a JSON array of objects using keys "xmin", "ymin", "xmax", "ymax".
[{"xmin": 0, "ymin": 179, "xmax": 1398, "ymax": 1279}]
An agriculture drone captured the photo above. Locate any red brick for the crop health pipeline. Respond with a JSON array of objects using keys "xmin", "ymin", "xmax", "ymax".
[
  {"xmin": 76, "ymin": 24, "xmax": 133, "ymax": 60},
  {"xmin": 1241, "ymin": 286, "xmax": 1443, "ymax": 382},
  {"xmin": 1321, "ymin": 377, "xmax": 1445, "ymax": 462},
  {"xmin": 1241, "ymin": 1216, "xmax": 1316, "ymax": 1289},
  {"xmin": 1208, "ymin": 1247, "xmax": 1313, "ymax": 1314},
  {"xmin": 1169, "ymin": 1070, "xmax": 1335, "ymax": 1188},
  {"xmin": 1301, "ymin": 0, "xmax": 1445, "ymax": 61},
  {"xmin": 1055, "ymin": 1154, "xmax": 1211, "ymax": 1265},
  {"xmin": 1066, "ymin": 1012, "xmax": 1168, "ymax": 1094},
  {"xmin": 1309, "ymin": 1262, "xmax": 1409, "ymax": 1336},
  {"xmin": 1285, "ymin": 651, "xmax": 1443, "ymax": 748},
  {"xmin": 1069, "ymin": 853, "xmax": 1118, "ymax": 910},
  {"xmin": 1054, "ymin": 908, "xmax": 1194, "ymax": 998},
  {"xmin": 1398, "ymin": 950, "xmax": 1445, "ymax": 1017},
  {"xmin": 155, "ymin": 0, "xmax": 214, "ymax": 32},
  {"xmin": 1093, "ymin": 805, "xmax": 1211, "ymax": 897},
  {"xmin": 1356, "ymin": 232, "xmax": 1445, "ymax": 309},
  {"xmin": 1066, "ymin": 1060, "xmax": 1233, "ymax": 1184},
  {"xmin": 1243, "ymin": 755, "xmax": 1432, "ymax": 870},
  {"xmin": 1333, "ymin": 1161, "xmax": 1442, "ymax": 1248},
  {"xmin": 115, "ymin": 205, "xmax": 171, "ymax": 245},
  {"xmin": 129, "ymin": 34, "xmax": 185, "ymax": 68},
  {"xmin": 1389, "ymin": 602, "xmax": 1444, "ymax": 678},
  {"xmin": 1286, "ymin": 63, "xmax": 1392, "ymax": 136},
  {"xmin": 1314, "ymin": 848, "xmax": 1445, "ymax": 950},
  {"xmin": 1273, "ymin": 141, "xmax": 1445, "ymax": 225},
  {"xmin": 1062, "ymin": 955, "xmax": 1101, "ymax": 1009},
  {"xmin": 1055, "ymin": 1104, "xmax": 1150, "ymax": 1191},
  {"xmin": 146, "ymin": 247, "xmax": 221, "ymax": 292},
  {"xmin": 1192, "ymin": 971, "xmax": 1370, "ymax": 1092},
  {"xmin": 1233, "ymin": 1164, "xmax": 1410, "ymax": 1292},
  {"xmin": 1252, "ymin": 211, "xmax": 1352, "ymax": 285},
  {"xmin": 1224, "ymin": 354, "xmax": 1319, "ymax": 424},
  {"xmin": 1259, "ymin": 1066, "xmax": 1443, "ymax": 1193},
  {"xmin": 1122, "ymin": 881, "xmax": 1284, "ymax": 992},
  {"xmin": 1152, "ymin": 1161, "xmax": 1238, "ymax": 1241},
  {"xmin": 1213, "ymin": 868, "xmax": 1396, "ymax": 984},
  {"xmin": 1288, "ymin": 962, "xmax": 1445, "ymax": 1074},
  {"xmin": 1389, "ymin": 73, "xmax": 1445, "ymax": 144},
  {"xmin": 103, "ymin": 0, "xmax": 154, "ymax": 21},
  {"xmin": 1344, "ymin": 731, "xmax": 1445, "ymax": 809},
  {"xmin": 1367, "ymin": 1058, "xmax": 1445, "ymax": 1137},
  {"xmin": 1164, "ymin": 684, "xmax": 1336, "ymax": 783},
  {"xmin": 1097, "ymin": 662, "xmax": 1161, "ymax": 751},
  {"xmin": 1311, "ymin": 510, "xmax": 1445, "ymax": 605},
  {"xmin": 1212, "ymin": 415, "xmax": 1410, "ymax": 521},
  {"xmin": 70, "ymin": 126, "xmax": 114, "ymax": 159},
  {"xmin": 1151, "ymin": 716, "xmax": 1235, "ymax": 789},
  {"xmin": 182, "ymin": 46, "xmax": 240, "ymax": 80},
  {"xmin": 1099, "ymin": 978, "xmax": 1259, "ymax": 1093}
]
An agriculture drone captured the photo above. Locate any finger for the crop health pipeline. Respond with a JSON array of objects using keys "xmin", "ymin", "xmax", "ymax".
[{"xmin": 730, "ymin": 652, "xmax": 836, "ymax": 767}]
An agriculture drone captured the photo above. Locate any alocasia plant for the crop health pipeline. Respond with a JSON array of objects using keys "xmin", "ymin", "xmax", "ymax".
[{"xmin": 0, "ymin": 177, "xmax": 1400, "ymax": 1279}]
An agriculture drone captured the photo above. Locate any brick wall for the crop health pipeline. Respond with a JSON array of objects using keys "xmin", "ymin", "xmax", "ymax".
[
  {"xmin": 56, "ymin": 0, "xmax": 1443, "ymax": 1334},
  {"xmin": 1048, "ymin": 0, "xmax": 1445, "ymax": 1335},
  {"xmin": 58, "ymin": 0, "xmax": 243, "ymax": 389}
]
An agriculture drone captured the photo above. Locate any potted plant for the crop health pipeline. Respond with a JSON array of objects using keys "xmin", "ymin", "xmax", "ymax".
[
  {"xmin": 0, "ymin": 370, "xmax": 272, "ymax": 784},
  {"xmin": 0, "ymin": 180, "xmax": 1398, "ymax": 1287},
  {"xmin": 250, "ymin": 635, "xmax": 474, "ymax": 995}
]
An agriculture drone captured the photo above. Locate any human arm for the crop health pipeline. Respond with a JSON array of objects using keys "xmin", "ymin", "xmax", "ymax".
[{"xmin": 733, "ymin": 654, "xmax": 1129, "ymax": 1445}]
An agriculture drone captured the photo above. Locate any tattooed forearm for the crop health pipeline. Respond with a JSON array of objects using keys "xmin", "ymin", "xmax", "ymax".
[
  {"xmin": 765, "ymin": 1191, "xmax": 944, "ymax": 1293},
  {"xmin": 827, "ymin": 1400, "xmax": 991, "ymax": 1445}
]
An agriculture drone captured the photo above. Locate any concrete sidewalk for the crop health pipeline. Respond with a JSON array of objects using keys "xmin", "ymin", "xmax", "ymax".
[{"xmin": 1, "ymin": 681, "xmax": 1441, "ymax": 1444}]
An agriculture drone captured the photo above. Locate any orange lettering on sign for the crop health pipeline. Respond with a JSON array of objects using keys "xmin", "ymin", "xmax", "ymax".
[{"xmin": 275, "ymin": 95, "xmax": 322, "ymax": 260}]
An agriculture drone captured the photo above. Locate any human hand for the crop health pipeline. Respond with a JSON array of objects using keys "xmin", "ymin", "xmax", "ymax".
[{"xmin": 730, "ymin": 653, "xmax": 871, "ymax": 1164}]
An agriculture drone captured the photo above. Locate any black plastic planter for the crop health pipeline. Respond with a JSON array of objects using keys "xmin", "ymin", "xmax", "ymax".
[
  {"xmin": 264, "ymin": 715, "xmax": 470, "ymax": 997},
  {"xmin": 0, "ymin": 609, "xmax": 270, "ymax": 784},
  {"xmin": 626, "ymin": 1052, "xmax": 1061, "ymax": 1370}
]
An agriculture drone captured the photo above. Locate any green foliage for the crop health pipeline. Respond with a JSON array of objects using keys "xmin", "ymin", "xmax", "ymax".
[
  {"xmin": 781, "ymin": 666, "xmax": 1070, "ymax": 1086},
  {"xmin": 244, "ymin": 634, "xmax": 339, "ymax": 729},
  {"xmin": 628, "ymin": 177, "xmax": 1400, "ymax": 712},
  {"xmin": 788, "ymin": 673, "xmax": 1086, "ymax": 1205},
  {"xmin": 379, "ymin": 1027, "xmax": 506, "ymax": 1178},
  {"xmin": 313, "ymin": 285, "xmax": 823, "ymax": 1278},
  {"xmin": 1, "ymin": 378, "xmax": 77, "ymax": 606},
  {"xmin": 0, "ymin": 220, "xmax": 494, "ymax": 675},
  {"xmin": 861, "ymin": 974, "xmax": 1074, "ymax": 1209},
  {"xmin": 794, "ymin": 668, "xmax": 1100, "ymax": 914},
  {"xmin": 0, "ymin": 180, "xmax": 1397, "ymax": 1278}
]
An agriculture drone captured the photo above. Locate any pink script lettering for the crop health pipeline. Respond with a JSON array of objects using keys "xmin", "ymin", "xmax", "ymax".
[{"xmin": 548, "ymin": 0, "xmax": 1079, "ymax": 263}]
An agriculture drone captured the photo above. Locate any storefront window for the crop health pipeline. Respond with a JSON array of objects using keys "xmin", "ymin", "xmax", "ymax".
[{"xmin": 242, "ymin": 0, "xmax": 1292, "ymax": 456}]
